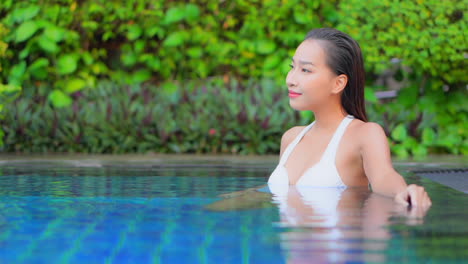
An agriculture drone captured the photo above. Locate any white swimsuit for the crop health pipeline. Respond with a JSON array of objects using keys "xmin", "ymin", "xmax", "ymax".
[{"xmin": 268, "ymin": 115, "xmax": 354, "ymax": 193}]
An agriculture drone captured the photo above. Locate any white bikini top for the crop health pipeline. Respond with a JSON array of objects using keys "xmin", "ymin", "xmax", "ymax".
[{"xmin": 268, "ymin": 115, "xmax": 354, "ymax": 194}]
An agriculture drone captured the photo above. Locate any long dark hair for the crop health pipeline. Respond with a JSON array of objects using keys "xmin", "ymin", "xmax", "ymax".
[{"xmin": 305, "ymin": 28, "xmax": 368, "ymax": 122}]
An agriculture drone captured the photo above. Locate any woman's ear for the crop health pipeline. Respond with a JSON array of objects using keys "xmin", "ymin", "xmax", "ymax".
[{"xmin": 332, "ymin": 74, "xmax": 348, "ymax": 94}]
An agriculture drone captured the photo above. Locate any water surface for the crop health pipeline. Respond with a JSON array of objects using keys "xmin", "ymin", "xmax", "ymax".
[{"xmin": 0, "ymin": 163, "xmax": 466, "ymax": 263}]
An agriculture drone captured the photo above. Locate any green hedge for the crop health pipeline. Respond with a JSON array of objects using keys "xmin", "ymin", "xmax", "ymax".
[
  {"xmin": 2, "ymin": 79, "xmax": 466, "ymax": 155},
  {"xmin": 0, "ymin": 0, "xmax": 466, "ymax": 156},
  {"xmin": 2, "ymin": 79, "xmax": 301, "ymax": 154},
  {"xmin": 0, "ymin": 22, "xmax": 21, "ymax": 147},
  {"xmin": 0, "ymin": 0, "xmax": 338, "ymax": 99},
  {"xmin": 337, "ymin": 0, "xmax": 467, "ymax": 157},
  {"xmin": 338, "ymin": 0, "xmax": 467, "ymax": 87}
]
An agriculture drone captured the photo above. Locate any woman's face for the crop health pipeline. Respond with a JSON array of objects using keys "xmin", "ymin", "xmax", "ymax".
[{"xmin": 286, "ymin": 39, "xmax": 338, "ymax": 111}]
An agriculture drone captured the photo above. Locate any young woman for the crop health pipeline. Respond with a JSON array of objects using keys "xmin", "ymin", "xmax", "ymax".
[
  {"xmin": 208, "ymin": 28, "xmax": 431, "ymax": 212},
  {"xmin": 268, "ymin": 28, "xmax": 431, "ymax": 207}
]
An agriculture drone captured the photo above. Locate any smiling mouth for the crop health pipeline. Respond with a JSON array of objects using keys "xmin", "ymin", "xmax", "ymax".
[{"xmin": 288, "ymin": 91, "xmax": 302, "ymax": 98}]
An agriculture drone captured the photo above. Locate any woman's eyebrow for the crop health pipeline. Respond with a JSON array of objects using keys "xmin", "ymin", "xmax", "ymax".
[{"xmin": 291, "ymin": 57, "xmax": 314, "ymax": 66}]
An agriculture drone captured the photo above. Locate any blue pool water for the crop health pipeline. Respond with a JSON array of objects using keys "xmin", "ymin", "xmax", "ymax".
[{"xmin": 0, "ymin": 163, "xmax": 467, "ymax": 263}]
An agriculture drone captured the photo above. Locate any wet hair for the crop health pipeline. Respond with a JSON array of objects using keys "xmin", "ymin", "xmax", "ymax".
[{"xmin": 305, "ymin": 28, "xmax": 368, "ymax": 122}]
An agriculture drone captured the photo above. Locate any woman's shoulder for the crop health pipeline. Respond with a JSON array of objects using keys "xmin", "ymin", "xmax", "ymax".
[
  {"xmin": 352, "ymin": 120, "xmax": 386, "ymax": 136},
  {"xmin": 280, "ymin": 126, "xmax": 306, "ymax": 151},
  {"xmin": 349, "ymin": 120, "xmax": 388, "ymax": 147},
  {"xmin": 281, "ymin": 126, "xmax": 305, "ymax": 144}
]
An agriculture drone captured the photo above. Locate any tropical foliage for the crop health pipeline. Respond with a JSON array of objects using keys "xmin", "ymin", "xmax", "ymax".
[
  {"xmin": 338, "ymin": 0, "xmax": 467, "ymax": 157},
  {"xmin": 0, "ymin": 22, "xmax": 21, "ymax": 147},
  {"xmin": 0, "ymin": 0, "xmax": 466, "ymax": 156}
]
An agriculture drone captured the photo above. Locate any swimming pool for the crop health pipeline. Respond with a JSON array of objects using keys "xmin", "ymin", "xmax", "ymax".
[{"xmin": 0, "ymin": 159, "xmax": 466, "ymax": 263}]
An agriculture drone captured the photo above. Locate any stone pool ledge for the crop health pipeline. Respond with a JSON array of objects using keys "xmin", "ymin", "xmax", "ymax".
[
  {"xmin": 0, "ymin": 153, "xmax": 466, "ymax": 192},
  {"xmin": 0, "ymin": 153, "xmax": 279, "ymax": 169}
]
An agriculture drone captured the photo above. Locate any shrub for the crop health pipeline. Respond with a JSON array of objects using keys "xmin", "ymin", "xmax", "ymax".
[
  {"xmin": 337, "ymin": 0, "xmax": 467, "ymax": 157},
  {"xmin": 0, "ymin": 0, "xmax": 466, "ymax": 156},
  {"xmin": 0, "ymin": 0, "xmax": 338, "ymax": 107},
  {"xmin": 2, "ymin": 79, "xmax": 466, "ymax": 155},
  {"xmin": 1, "ymin": 79, "xmax": 303, "ymax": 154},
  {"xmin": 0, "ymin": 22, "xmax": 21, "ymax": 147},
  {"xmin": 338, "ymin": 0, "xmax": 466, "ymax": 88}
]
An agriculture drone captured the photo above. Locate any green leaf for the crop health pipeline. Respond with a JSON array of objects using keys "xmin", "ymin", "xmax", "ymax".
[
  {"xmin": 57, "ymin": 54, "xmax": 78, "ymax": 75},
  {"xmin": 145, "ymin": 26, "xmax": 162, "ymax": 38},
  {"xmin": 391, "ymin": 124, "xmax": 408, "ymax": 141},
  {"xmin": 82, "ymin": 52, "xmax": 94, "ymax": 65},
  {"xmin": 364, "ymin": 88, "xmax": 378, "ymax": 103},
  {"xmin": 29, "ymin": 58, "xmax": 49, "ymax": 69},
  {"xmin": 48, "ymin": 90, "xmax": 72, "ymax": 108},
  {"xmin": 127, "ymin": 25, "xmax": 142, "ymax": 41},
  {"xmin": 82, "ymin": 21, "xmax": 98, "ymax": 31},
  {"xmin": 163, "ymin": 32, "xmax": 185, "ymax": 47},
  {"xmin": 12, "ymin": 5, "xmax": 40, "ymax": 22},
  {"xmin": 422, "ymin": 128, "xmax": 436, "ymax": 145},
  {"xmin": 88, "ymin": 3, "xmax": 105, "ymax": 14},
  {"xmin": 163, "ymin": 6, "xmax": 185, "ymax": 24},
  {"xmin": 323, "ymin": 5, "xmax": 339, "ymax": 22},
  {"xmin": 256, "ymin": 40, "xmax": 276, "ymax": 54},
  {"xmin": 185, "ymin": 4, "xmax": 200, "ymax": 21},
  {"xmin": 134, "ymin": 40, "xmax": 145, "ymax": 53},
  {"xmin": 263, "ymin": 55, "xmax": 281, "ymax": 70},
  {"xmin": 64, "ymin": 79, "xmax": 86, "ymax": 93},
  {"xmin": 300, "ymin": 111, "xmax": 314, "ymax": 122},
  {"xmin": 43, "ymin": 26, "xmax": 65, "ymax": 42},
  {"xmin": 15, "ymin": 21, "xmax": 39, "ymax": 43},
  {"xmin": 412, "ymin": 144, "xmax": 428, "ymax": 157},
  {"xmin": 294, "ymin": 10, "xmax": 309, "ymax": 24},
  {"xmin": 187, "ymin": 47, "xmax": 203, "ymax": 58},
  {"xmin": 392, "ymin": 145, "xmax": 409, "ymax": 159},
  {"xmin": 19, "ymin": 46, "xmax": 30, "ymax": 59},
  {"xmin": 195, "ymin": 61, "xmax": 208, "ymax": 78},
  {"xmin": 132, "ymin": 69, "xmax": 151, "ymax": 84},
  {"xmin": 121, "ymin": 52, "xmax": 137, "ymax": 67},
  {"xmin": 38, "ymin": 35, "xmax": 59, "ymax": 53},
  {"xmin": 398, "ymin": 86, "xmax": 419, "ymax": 107},
  {"xmin": 28, "ymin": 58, "xmax": 49, "ymax": 79},
  {"xmin": 0, "ymin": 83, "xmax": 21, "ymax": 93},
  {"xmin": 8, "ymin": 61, "xmax": 26, "ymax": 85},
  {"xmin": 145, "ymin": 57, "xmax": 161, "ymax": 71}
]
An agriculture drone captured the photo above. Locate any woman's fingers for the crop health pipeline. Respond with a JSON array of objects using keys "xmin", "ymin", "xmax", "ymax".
[
  {"xmin": 394, "ymin": 189, "xmax": 409, "ymax": 206},
  {"xmin": 394, "ymin": 184, "xmax": 432, "ymax": 207},
  {"xmin": 406, "ymin": 184, "xmax": 432, "ymax": 207},
  {"xmin": 392, "ymin": 185, "xmax": 432, "ymax": 226}
]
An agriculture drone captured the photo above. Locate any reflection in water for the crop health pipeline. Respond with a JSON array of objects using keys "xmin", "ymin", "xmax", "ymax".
[{"xmin": 269, "ymin": 184, "xmax": 429, "ymax": 263}]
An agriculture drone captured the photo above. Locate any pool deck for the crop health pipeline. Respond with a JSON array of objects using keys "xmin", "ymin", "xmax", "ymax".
[{"xmin": 0, "ymin": 153, "xmax": 466, "ymax": 193}]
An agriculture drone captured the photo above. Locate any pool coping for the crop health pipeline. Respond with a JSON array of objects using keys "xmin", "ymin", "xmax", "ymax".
[{"xmin": 0, "ymin": 153, "xmax": 466, "ymax": 193}]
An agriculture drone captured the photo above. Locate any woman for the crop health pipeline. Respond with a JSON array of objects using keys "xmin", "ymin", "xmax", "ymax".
[{"xmin": 268, "ymin": 28, "xmax": 431, "ymax": 207}]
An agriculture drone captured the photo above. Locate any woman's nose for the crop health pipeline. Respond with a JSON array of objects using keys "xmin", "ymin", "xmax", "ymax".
[{"xmin": 286, "ymin": 71, "xmax": 298, "ymax": 88}]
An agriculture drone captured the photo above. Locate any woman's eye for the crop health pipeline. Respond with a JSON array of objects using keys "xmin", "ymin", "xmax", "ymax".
[
  {"xmin": 302, "ymin": 68, "xmax": 311, "ymax": 73},
  {"xmin": 289, "ymin": 64, "xmax": 294, "ymax": 69}
]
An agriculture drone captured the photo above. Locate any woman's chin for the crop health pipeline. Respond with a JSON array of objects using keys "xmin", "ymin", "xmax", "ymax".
[{"xmin": 289, "ymin": 101, "xmax": 311, "ymax": 111}]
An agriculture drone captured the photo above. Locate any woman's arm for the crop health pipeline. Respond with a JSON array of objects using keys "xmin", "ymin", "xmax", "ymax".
[{"xmin": 359, "ymin": 122, "xmax": 431, "ymax": 207}]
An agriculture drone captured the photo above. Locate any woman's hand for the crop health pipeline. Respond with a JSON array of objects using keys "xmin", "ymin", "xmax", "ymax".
[{"xmin": 394, "ymin": 184, "xmax": 432, "ymax": 207}]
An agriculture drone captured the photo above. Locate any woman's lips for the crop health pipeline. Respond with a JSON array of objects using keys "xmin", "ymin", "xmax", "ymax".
[{"xmin": 288, "ymin": 90, "xmax": 302, "ymax": 98}]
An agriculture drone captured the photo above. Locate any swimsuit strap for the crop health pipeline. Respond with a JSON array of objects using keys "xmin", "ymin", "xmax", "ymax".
[
  {"xmin": 279, "ymin": 121, "xmax": 315, "ymax": 165},
  {"xmin": 279, "ymin": 115, "xmax": 355, "ymax": 165},
  {"xmin": 321, "ymin": 115, "xmax": 354, "ymax": 162}
]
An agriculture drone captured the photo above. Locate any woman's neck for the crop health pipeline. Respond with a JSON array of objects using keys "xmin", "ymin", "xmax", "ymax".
[{"xmin": 311, "ymin": 103, "xmax": 348, "ymax": 131}]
